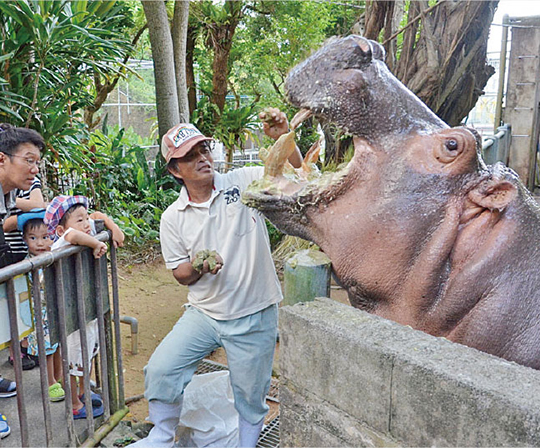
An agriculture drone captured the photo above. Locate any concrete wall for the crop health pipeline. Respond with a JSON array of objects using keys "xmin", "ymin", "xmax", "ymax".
[{"xmin": 279, "ymin": 298, "xmax": 540, "ymax": 447}]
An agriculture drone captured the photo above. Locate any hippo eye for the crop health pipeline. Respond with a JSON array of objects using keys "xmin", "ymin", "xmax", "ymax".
[{"xmin": 445, "ymin": 139, "xmax": 458, "ymax": 151}]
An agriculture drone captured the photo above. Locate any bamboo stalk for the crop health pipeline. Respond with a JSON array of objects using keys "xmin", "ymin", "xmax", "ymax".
[{"xmin": 79, "ymin": 407, "xmax": 130, "ymax": 448}]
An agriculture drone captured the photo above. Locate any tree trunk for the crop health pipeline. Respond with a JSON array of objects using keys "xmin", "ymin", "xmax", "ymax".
[
  {"xmin": 142, "ymin": 0, "xmax": 180, "ymax": 140},
  {"xmin": 172, "ymin": 0, "xmax": 190, "ymax": 123},
  {"xmin": 207, "ymin": 1, "xmax": 243, "ymax": 116},
  {"xmin": 186, "ymin": 24, "xmax": 198, "ymax": 117},
  {"xmin": 380, "ymin": 0, "xmax": 499, "ymax": 126}
]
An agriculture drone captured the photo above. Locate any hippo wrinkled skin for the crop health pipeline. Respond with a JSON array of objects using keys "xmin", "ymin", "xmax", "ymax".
[{"xmin": 243, "ymin": 36, "xmax": 540, "ymax": 370}]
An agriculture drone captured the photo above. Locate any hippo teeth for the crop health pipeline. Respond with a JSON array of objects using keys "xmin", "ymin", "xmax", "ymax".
[
  {"xmin": 243, "ymin": 128, "xmax": 324, "ymax": 201},
  {"xmin": 263, "ymin": 131, "xmax": 297, "ymax": 177},
  {"xmin": 290, "ymin": 108, "xmax": 313, "ymax": 130}
]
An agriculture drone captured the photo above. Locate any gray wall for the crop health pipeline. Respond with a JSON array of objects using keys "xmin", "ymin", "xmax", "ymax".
[{"xmin": 279, "ymin": 298, "xmax": 540, "ymax": 447}]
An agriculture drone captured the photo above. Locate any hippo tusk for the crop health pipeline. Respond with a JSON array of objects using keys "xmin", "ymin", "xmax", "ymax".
[
  {"xmin": 264, "ymin": 131, "xmax": 297, "ymax": 177},
  {"xmin": 301, "ymin": 140, "xmax": 321, "ymax": 175},
  {"xmin": 290, "ymin": 108, "xmax": 313, "ymax": 130}
]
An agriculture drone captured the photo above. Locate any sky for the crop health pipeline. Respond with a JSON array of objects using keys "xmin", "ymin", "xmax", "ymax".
[{"xmin": 488, "ymin": 0, "xmax": 540, "ymax": 53}]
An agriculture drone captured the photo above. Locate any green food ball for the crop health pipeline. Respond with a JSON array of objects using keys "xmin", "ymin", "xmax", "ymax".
[{"xmin": 193, "ymin": 249, "xmax": 222, "ymax": 273}]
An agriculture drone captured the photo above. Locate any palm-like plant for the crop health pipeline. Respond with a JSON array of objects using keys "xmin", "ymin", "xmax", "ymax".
[{"xmin": 0, "ymin": 0, "xmax": 132, "ymax": 160}]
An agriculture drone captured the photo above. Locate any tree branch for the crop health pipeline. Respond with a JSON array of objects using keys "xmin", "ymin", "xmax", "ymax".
[{"xmin": 383, "ymin": 0, "xmax": 447, "ymax": 45}]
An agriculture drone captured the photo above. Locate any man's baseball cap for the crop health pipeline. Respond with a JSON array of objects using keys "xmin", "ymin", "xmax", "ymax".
[{"xmin": 161, "ymin": 123, "xmax": 213, "ymax": 163}]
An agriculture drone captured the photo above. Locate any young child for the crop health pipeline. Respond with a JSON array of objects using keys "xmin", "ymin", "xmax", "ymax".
[
  {"xmin": 44, "ymin": 195, "xmax": 124, "ymax": 420},
  {"xmin": 17, "ymin": 209, "xmax": 65, "ymax": 402}
]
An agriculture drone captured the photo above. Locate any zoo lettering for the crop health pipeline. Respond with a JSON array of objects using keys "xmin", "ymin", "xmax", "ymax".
[{"xmin": 224, "ymin": 186, "xmax": 240, "ymax": 205}]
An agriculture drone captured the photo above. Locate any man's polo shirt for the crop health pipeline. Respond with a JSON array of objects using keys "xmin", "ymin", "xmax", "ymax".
[{"xmin": 160, "ymin": 166, "xmax": 283, "ymax": 320}]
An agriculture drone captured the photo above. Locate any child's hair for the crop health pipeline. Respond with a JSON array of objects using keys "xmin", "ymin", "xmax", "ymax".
[
  {"xmin": 22, "ymin": 219, "xmax": 47, "ymax": 236},
  {"xmin": 58, "ymin": 203, "xmax": 87, "ymax": 227},
  {"xmin": 0, "ymin": 123, "xmax": 45, "ymax": 156}
]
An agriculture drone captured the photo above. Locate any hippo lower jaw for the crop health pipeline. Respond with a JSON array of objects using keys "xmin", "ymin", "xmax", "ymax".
[{"xmin": 242, "ymin": 111, "xmax": 353, "ymax": 237}]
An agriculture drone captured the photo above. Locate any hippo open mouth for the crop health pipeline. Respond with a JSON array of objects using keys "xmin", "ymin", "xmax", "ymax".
[
  {"xmin": 242, "ymin": 35, "xmax": 447, "ymax": 238},
  {"xmin": 242, "ymin": 123, "xmax": 353, "ymax": 235}
]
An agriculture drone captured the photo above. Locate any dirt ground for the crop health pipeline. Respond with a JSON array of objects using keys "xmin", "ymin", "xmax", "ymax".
[{"xmin": 117, "ymin": 257, "xmax": 350, "ymax": 424}]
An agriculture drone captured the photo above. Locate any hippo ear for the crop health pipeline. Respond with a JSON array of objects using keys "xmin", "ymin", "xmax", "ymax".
[
  {"xmin": 468, "ymin": 177, "xmax": 518, "ymax": 212},
  {"xmin": 369, "ymin": 40, "xmax": 386, "ymax": 61}
]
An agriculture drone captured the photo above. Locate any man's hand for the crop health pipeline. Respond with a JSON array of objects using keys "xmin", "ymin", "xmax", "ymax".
[
  {"xmin": 93, "ymin": 242, "xmax": 107, "ymax": 259},
  {"xmin": 192, "ymin": 250, "xmax": 224, "ymax": 275},
  {"xmin": 199, "ymin": 253, "xmax": 224, "ymax": 275},
  {"xmin": 260, "ymin": 107, "xmax": 289, "ymax": 141}
]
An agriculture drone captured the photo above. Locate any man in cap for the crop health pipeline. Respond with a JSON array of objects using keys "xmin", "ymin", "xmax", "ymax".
[{"xmin": 135, "ymin": 111, "xmax": 301, "ymax": 447}]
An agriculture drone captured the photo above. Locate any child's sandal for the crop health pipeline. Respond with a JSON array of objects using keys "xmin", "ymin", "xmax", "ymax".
[
  {"xmin": 0, "ymin": 413, "xmax": 10, "ymax": 439},
  {"xmin": 48, "ymin": 383, "xmax": 65, "ymax": 402}
]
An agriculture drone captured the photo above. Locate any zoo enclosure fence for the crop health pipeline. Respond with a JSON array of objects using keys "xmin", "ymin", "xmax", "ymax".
[{"xmin": 0, "ymin": 225, "xmax": 125, "ymax": 447}]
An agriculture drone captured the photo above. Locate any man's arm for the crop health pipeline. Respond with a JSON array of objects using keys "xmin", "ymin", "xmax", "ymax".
[
  {"xmin": 3, "ymin": 216, "xmax": 17, "ymax": 233},
  {"xmin": 172, "ymin": 255, "xmax": 223, "ymax": 286},
  {"xmin": 3, "ymin": 188, "xmax": 46, "ymax": 232},
  {"xmin": 15, "ymin": 188, "xmax": 45, "ymax": 211},
  {"xmin": 63, "ymin": 229, "xmax": 107, "ymax": 258},
  {"xmin": 89, "ymin": 211, "xmax": 125, "ymax": 248}
]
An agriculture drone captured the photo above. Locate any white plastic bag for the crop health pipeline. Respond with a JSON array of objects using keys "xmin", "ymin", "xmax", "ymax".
[{"xmin": 176, "ymin": 371, "xmax": 239, "ymax": 447}]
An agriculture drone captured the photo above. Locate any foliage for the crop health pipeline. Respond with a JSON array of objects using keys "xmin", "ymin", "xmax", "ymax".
[
  {"xmin": 67, "ymin": 125, "xmax": 178, "ymax": 248},
  {"xmin": 0, "ymin": 0, "xmax": 133, "ymax": 156},
  {"xmin": 229, "ymin": 1, "xmax": 360, "ymax": 110},
  {"xmin": 266, "ymin": 220, "xmax": 284, "ymax": 252},
  {"xmin": 192, "ymin": 93, "xmax": 259, "ymax": 164}
]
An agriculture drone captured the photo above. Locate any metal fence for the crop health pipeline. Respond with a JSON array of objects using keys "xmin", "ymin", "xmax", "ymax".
[
  {"xmin": 0, "ymin": 227, "xmax": 125, "ymax": 447},
  {"xmin": 482, "ymin": 124, "xmax": 511, "ymax": 165}
]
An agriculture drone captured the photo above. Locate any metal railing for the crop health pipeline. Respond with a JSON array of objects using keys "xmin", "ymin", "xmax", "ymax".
[
  {"xmin": 482, "ymin": 124, "xmax": 511, "ymax": 165},
  {"xmin": 0, "ymin": 228, "xmax": 126, "ymax": 447}
]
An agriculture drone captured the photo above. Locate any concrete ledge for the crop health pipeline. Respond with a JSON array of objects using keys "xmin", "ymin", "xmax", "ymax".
[{"xmin": 279, "ymin": 298, "xmax": 540, "ymax": 447}]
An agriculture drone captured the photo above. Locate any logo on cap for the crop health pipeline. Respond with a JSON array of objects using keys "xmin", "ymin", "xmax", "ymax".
[{"xmin": 169, "ymin": 125, "xmax": 201, "ymax": 148}]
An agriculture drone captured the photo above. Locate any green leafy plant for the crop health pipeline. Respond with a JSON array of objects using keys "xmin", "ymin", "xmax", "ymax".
[
  {"xmin": 0, "ymin": 0, "xmax": 133, "ymax": 158},
  {"xmin": 192, "ymin": 93, "xmax": 259, "ymax": 169},
  {"xmin": 63, "ymin": 125, "xmax": 178, "ymax": 249}
]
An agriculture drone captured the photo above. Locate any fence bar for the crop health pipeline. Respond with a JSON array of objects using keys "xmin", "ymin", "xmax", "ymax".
[
  {"xmin": 54, "ymin": 261, "xmax": 76, "ymax": 445},
  {"xmin": 110, "ymin": 244, "xmax": 125, "ymax": 407},
  {"xmin": 494, "ymin": 14, "xmax": 510, "ymax": 130},
  {"xmin": 104, "ymin": 311, "xmax": 118, "ymax": 414},
  {"xmin": 1, "ymin": 231, "xmax": 123, "ymax": 445},
  {"xmin": 74, "ymin": 253, "xmax": 95, "ymax": 435},
  {"xmin": 31, "ymin": 268, "xmax": 53, "ymax": 446},
  {"xmin": 6, "ymin": 278, "xmax": 28, "ymax": 447},
  {"xmin": 94, "ymin": 256, "xmax": 111, "ymax": 419},
  {"xmin": 0, "ymin": 232, "xmax": 110, "ymax": 283}
]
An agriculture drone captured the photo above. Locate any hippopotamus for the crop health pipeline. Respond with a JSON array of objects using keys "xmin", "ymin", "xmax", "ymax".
[{"xmin": 243, "ymin": 36, "xmax": 540, "ymax": 370}]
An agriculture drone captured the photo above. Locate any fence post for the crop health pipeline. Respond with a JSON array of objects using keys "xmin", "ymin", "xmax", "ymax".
[{"xmin": 283, "ymin": 249, "xmax": 331, "ymax": 306}]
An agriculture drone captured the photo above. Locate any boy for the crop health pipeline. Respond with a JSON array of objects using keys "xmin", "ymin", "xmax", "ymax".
[
  {"xmin": 44, "ymin": 195, "xmax": 124, "ymax": 419},
  {"xmin": 18, "ymin": 209, "xmax": 64, "ymax": 402}
]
